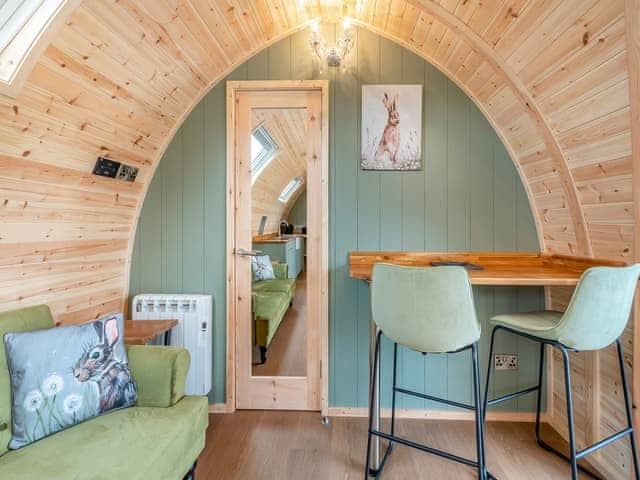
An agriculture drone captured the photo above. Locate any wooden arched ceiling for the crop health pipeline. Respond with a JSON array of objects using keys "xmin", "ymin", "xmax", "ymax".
[
  {"xmin": 0, "ymin": 0, "xmax": 635, "ymax": 323},
  {"xmin": 251, "ymin": 108, "xmax": 308, "ymax": 235}
]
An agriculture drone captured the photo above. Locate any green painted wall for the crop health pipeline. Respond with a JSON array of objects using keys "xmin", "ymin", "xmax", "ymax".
[
  {"xmin": 288, "ymin": 190, "xmax": 307, "ymax": 226},
  {"xmin": 130, "ymin": 27, "xmax": 544, "ymax": 410}
]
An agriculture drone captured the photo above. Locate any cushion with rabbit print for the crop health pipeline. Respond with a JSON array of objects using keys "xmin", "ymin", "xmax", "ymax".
[
  {"xmin": 3, "ymin": 313, "xmax": 137, "ymax": 449},
  {"xmin": 251, "ymin": 255, "xmax": 276, "ymax": 281}
]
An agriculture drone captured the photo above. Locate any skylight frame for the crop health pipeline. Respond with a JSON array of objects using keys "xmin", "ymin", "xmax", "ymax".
[
  {"xmin": 278, "ymin": 176, "xmax": 303, "ymax": 203},
  {"xmin": 250, "ymin": 125, "xmax": 278, "ymax": 184},
  {"xmin": 0, "ymin": 0, "xmax": 76, "ymax": 98}
]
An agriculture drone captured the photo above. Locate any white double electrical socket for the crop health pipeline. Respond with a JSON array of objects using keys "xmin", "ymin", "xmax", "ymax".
[{"xmin": 494, "ymin": 354, "xmax": 518, "ymax": 371}]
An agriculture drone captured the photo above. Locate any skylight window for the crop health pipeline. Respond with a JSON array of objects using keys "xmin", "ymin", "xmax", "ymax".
[
  {"xmin": 0, "ymin": 1, "xmax": 41, "ymax": 53},
  {"xmin": 278, "ymin": 176, "xmax": 303, "ymax": 203},
  {"xmin": 0, "ymin": 0, "xmax": 67, "ymax": 97},
  {"xmin": 250, "ymin": 126, "xmax": 278, "ymax": 184}
]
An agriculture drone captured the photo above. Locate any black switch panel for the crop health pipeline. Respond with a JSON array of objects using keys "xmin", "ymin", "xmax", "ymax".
[
  {"xmin": 93, "ymin": 157, "xmax": 139, "ymax": 182},
  {"xmin": 93, "ymin": 157, "xmax": 120, "ymax": 178}
]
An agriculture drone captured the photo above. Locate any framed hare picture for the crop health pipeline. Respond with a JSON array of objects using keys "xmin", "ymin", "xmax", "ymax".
[{"xmin": 361, "ymin": 84, "xmax": 422, "ymax": 170}]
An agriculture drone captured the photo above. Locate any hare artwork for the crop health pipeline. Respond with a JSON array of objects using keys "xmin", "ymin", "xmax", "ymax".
[
  {"xmin": 374, "ymin": 93, "xmax": 400, "ymax": 165},
  {"xmin": 73, "ymin": 317, "xmax": 137, "ymax": 414},
  {"xmin": 361, "ymin": 84, "xmax": 422, "ymax": 170}
]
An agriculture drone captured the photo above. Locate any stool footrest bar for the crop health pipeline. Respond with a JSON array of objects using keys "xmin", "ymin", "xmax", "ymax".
[
  {"xmin": 576, "ymin": 428, "xmax": 633, "ymax": 459},
  {"xmin": 393, "ymin": 387, "xmax": 475, "ymax": 411},
  {"xmin": 487, "ymin": 385, "xmax": 539, "ymax": 406},
  {"xmin": 537, "ymin": 438, "xmax": 604, "ymax": 480},
  {"xmin": 370, "ymin": 429, "xmax": 477, "ymax": 468}
]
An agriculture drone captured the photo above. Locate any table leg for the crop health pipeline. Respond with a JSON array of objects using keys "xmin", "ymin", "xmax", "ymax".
[
  {"xmin": 164, "ymin": 329, "xmax": 172, "ymax": 346},
  {"xmin": 370, "ymin": 322, "xmax": 381, "ymax": 473}
]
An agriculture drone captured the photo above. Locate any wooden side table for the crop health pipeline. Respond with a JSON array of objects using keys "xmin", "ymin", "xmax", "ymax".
[{"xmin": 124, "ymin": 319, "xmax": 178, "ymax": 346}]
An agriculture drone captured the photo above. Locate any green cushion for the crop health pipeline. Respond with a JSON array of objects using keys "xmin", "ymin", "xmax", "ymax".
[
  {"xmin": 252, "ymin": 291, "xmax": 288, "ymax": 321},
  {"xmin": 491, "ymin": 311, "xmax": 563, "ymax": 341},
  {"xmin": 0, "ymin": 305, "xmax": 54, "ymax": 457},
  {"xmin": 252, "ymin": 291, "xmax": 291, "ymax": 346},
  {"xmin": 126, "ymin": 345, "xmax": 190, "ymax": 408},
  {"xmin": 0, "ymin": 396, "xmax": 208, "ymax": 480},
  {"xmin": 252, "ymin": 279, "xmax": 295, "ymax": 294},
  {"xmin": 272, "ymin": 263, "xmax": 288, "ymax": 279}
]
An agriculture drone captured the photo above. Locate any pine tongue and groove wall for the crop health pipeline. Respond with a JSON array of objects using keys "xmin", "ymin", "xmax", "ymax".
[{"xmin": 0, "ymin": 1, "xmax": 635, "ymax": 478}]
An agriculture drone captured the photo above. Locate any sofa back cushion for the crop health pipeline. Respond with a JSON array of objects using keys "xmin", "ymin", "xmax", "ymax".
[
  {"xmin": 251, "ymin": 255, "xmax": 276, "ymax": 281},
  {"xmin": 4, "ymin": 313, "xmax": 138, "ymax": 449},
  {"xmin": 0, "ymin": 305, "xmax": 54, "ymax": 456}
]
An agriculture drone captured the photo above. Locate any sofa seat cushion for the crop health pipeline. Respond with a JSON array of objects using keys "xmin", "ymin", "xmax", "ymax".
[
  {"xmin": 252, "ymin": 278, "xmax": 295, "ymax": 295},
  {"xmin": 0, "ymin": 396, "xmax": 208, "ymax": 480},
  {"xmin": 252, "ymin": 291, "xmax": 288, "ymax": 320}
]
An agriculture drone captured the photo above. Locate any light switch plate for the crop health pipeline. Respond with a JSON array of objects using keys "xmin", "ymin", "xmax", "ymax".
[{"xmin": 93, "ymin": 157, "xmax": 138, "ymax": 182}]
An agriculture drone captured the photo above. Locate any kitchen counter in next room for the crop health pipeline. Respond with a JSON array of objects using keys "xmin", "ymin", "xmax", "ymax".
[{"xmin": 253, "ymin": 236, "xmax": 306, "ymax": 278}]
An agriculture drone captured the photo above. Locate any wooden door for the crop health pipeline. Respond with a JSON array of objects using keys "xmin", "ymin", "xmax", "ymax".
[{"xmin": 231, "ymin": 84, "xmax": 326, "ymax": 411}]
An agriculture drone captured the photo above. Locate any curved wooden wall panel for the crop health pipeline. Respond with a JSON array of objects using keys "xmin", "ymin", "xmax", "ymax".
[{"xmin": 0, "ymin": 1, "xmax": 635, "ymax": 476}]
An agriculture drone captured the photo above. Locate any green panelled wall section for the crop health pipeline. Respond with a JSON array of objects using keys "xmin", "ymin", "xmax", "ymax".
[
  {"xmin": 288, "ymin": 190, "xmax": 307, "ymax": 227},
  {"xmin": 130, "ymin": 27, "xmax": 544, "ymax": 409}
]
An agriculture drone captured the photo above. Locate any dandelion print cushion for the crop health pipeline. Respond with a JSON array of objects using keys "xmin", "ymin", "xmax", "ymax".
[
  {"xmin": 3, "ymin": 313, "xmax": 138, "ymax": 449},
  {"xmin": 251, "ymin": 255, "xmax": 276, "ymax": 281}
]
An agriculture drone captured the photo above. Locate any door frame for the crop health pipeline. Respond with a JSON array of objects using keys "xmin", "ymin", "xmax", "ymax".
[{"xmin": 225, "ymin": 80, "xmax": 329, "ymax": 416}]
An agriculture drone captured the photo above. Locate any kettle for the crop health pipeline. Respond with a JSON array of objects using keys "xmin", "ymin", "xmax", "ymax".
[{"xmin": 280, "ymin": 220, "xmax": 294, "ymax": 235}]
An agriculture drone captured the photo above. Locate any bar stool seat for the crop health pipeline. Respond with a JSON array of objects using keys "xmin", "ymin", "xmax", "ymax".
[
  {"xmin": 490, "ymin": 311, "xmax": 563, "ymax": 339},
  {"xmin": 483, "ymin": 265, "xmax": 640, "ymax": 480}
]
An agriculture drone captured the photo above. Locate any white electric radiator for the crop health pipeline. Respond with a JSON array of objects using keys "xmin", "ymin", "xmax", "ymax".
[{"xmin": 131, "ymin": 294, "xmax": 212, "ymax": 396}]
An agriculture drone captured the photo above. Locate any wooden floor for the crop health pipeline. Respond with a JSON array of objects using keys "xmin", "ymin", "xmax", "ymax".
[
  {"xmin": 195, "ymin": 412, "xmax": 578, "ymax": 479},
  {"xmin": 253, "ymin": 273, "xmax": 307, "ymax": 377}
]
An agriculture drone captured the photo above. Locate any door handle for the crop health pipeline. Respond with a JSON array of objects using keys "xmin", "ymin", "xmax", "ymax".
[{"xmin": 235, "ymin": 248, "xmax": 263, "ymax": 257}]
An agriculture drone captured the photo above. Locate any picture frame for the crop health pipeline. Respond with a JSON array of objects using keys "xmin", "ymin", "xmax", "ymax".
[{"xmin": 361, "ymin": 84, "xmax": 422, "ymax": 171}]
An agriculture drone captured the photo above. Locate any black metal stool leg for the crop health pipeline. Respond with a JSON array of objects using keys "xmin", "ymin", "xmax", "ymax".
[
  {"xmin": 530, "ymin": 343, "xmax": 601, "ymax": 480},
  {"xmin": 483, "ymin": 327, "xmax": 498, "ymax": 424},
  {"xmin": 391, "ymin": 343, "xmax": 398, "ymax": 438},
  {"xmin": 616, "ymin": 338, "xmax": 640, "ymax": 480},
  {"xmin": 534, "ymin": 342, "xmax": 545, "ymax": 443},
  {"xmin": 560, "ymin": 347, "xmax": 579, "ymax": 480},
  {"xmin": 365, "ymin": 331, "xmax": 382, "ymax": 479},
  {"xmin": 472, "ymin": 343, "xmax": 487, "ymax": 480}
]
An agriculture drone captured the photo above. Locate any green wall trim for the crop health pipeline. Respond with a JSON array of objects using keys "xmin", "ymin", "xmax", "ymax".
[{"xmin": 130, "ymin": 27, "xmax": 544, "ymax": 410}]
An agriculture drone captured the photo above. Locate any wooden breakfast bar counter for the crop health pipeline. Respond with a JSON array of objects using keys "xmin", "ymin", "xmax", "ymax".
[
  {"xmin": 349, "ymin": 252, "xmax": 625, "ymax": 286},
  {"xmin": 349, "ymin": 251, "xmax": 625, "ymax": 473}
]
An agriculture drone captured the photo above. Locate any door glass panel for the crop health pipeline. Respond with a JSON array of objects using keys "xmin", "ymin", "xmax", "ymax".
[{"xmin": 250, "ymin": 107, "xmax": 308, "ymax": 377}]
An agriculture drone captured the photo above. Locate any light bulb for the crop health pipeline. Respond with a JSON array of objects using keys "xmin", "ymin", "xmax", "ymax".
[
  {"xmin": 312, "ymin": 21, "xmax": 319, "ymax": 33},
  {"xmin": 342, "ymin": 17, "xmax": 352, "ymax": 30}
]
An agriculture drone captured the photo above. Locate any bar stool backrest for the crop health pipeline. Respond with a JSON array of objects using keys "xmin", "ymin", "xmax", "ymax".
[
  {"xmin": 556, "ymin": 265, "xmax": 640, "ymax": 351},
  {"xmin": 371, "ymin": 264, "xmax": 481, "ymax": 353}
]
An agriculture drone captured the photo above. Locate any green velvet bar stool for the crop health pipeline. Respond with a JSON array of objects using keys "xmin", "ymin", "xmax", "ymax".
[
  {"xmin": 483, "ymin": 265, "xmax": 640, "ymax": 480},
  {"xmin": 364, "ymin": 264, "xmax": 490, "ymax": 479}
]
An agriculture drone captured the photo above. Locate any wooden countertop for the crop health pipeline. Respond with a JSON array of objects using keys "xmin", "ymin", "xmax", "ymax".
[
  {"xmin": 349, "ymin": 252, "xmax": 625, "ymax": 286},
  {"xmin": 124, "ymin": 319, "xmax": 178, "ymax": 345},
  {"xmin": 253, "ymin": 234, "xmax": 307, "ymax": 244}
]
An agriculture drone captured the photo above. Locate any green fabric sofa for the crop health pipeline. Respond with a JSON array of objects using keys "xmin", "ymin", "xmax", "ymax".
[
  {"xmin": 252, "ymin": 263, "xmax": 296, "ymax": 362},
  {"xmin": 0, "ymin": 305, "xmax": 208, "ymax": 480}
]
